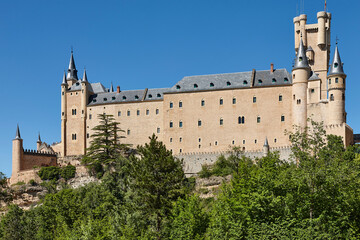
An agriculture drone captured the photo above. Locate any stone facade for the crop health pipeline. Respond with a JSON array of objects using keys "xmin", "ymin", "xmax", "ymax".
[{"xmin": 10, "ymin": 11, "xmax": 357, "ymax": 184}]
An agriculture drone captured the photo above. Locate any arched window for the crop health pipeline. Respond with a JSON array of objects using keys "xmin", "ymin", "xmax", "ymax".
[
  {"xmin": 219, "ymin": 98, "xmax": 223, "ymax": 105},
  {"xmin": 281, "ymin": 115, "xmax": 285, "ymax": 122},
  {"xmin": 194, "ymin": 84, "xmax": 198, "ymax": 88},
  {"xmin": 243, "ymin": 80, "xmax": 248, "ymax": 85},
  {"xmin": 157, "ymin": 93, "xmax": 161, "ymax": 97},
  {"xmin": 176, "ymin": 85, "xmax": 181, "ymax": 89},
  {"xmin": 157, "ymin": 127, "xmax": 160, "ymax": 133},
  {"xmin": 127, "ymin": 129, "xmax": 130, "ymax": 135},
  {"xmin": 253, "ymin": 96, "xmax": 256, "ymax": 103},
  {"xmin": 170, "ymin": 102, "xmax": 173, "ymax": 108},
  {"xmin": 257, "ymin": 116, "xmax": 261, "ymax": 123},
  {"xmin": 103, "ymin": 98, "xmax": 108, "ymax": 101},
  {"xmin": 122, "ymin": 96, "xmax": 127, "ymax": 100},
  {"xmin": 179, "ymin": 101, "xmax": 183, "ymax": 108},
  {"xmin": 137, "ymin": 109, "xmax": 140, "ymax": 116},
  {"xmin": 179, "ymin": 121, "xmax": 183, "ymax": 128},
  {"xmin": 220, "ymin": 118, "xmax": 223, "ymax": 125},
  {"xmin": 335, "ymin": 78, "xmax": 339, "ymax": 83},
  {"xmin": 198, "ymin": 120, "xmax": 202, "ymax": 127},
  {"xmin": 272, "ymin": 78, "xmax": 276, "ymax": 83},
  {"xmin": 232, "ymin": 97, "xmax": 236, "ymax": 104},
  {"xmin": 258, "ymin": 79, "xmax": 263, "ymax": 84},
  {"xmin": 284, "ymin": 78, "xmax": 289, "ymax": 82},
  {"xmin": 201, "ymin": 99, "xmax": 205, "ymax": 106},
  {"xmin": 238, "ymin": 116, "xmax": 245, "ymax": 124},
  {"xmin": 148, "ymin": 94, "xmax": 152, "ymax": 98},
  {"xmin": 210, "ymin": 82, "xmax": 214, "ymax": 87},
  {"xmin": 146, "ymin": 109, "xmax": 149, "ymax": 115},
  {"xmin": 170, "ymin": 121, "xmax": 173, "ymax": 128},
  {"xmin": 279, "ymin": 95, "xmax": 283, "ymax": 101},
  {"xmin": 226, "ymin": 81, "xmax": 231, "ymax": 86},
  {"xmin": 330, "ymin": 94, "xmax": 334, "ymax": 101},
  {"xmin": 156, "ymin": 108, "xmax": 159, "ymax": 114}
]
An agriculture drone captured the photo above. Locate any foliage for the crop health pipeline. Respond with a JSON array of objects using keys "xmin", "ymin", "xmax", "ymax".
[
  {"xmin": 38, "ymin": 166, "xmax": 61, "ymax": 181},
  {"xmin": 60, "ymin": 165, "xmax": 76, "ymax": 180},
  {"xmin": 28, "ymin": 179, "xmax": 37, "ymax": 186},
  {"xmin": 82, "ymin": 114, "xmax": 128, "ymax": 178}
]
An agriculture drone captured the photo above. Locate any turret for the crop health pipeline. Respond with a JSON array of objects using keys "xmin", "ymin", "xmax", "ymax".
[
  {"xmin": 299, "ymin": 14, "xmax": 307, "ymax": 47},
  {"xmin": 263, "ymin": 137, "xmax": 269, "ymax": 157},
  {"xmin": 12, "ymin": 125, "xmax": 23, "ymax": 177},
  {"xmin": 292, "ymin": 38, "xmax": 310, "ymax": 129},
  {"xmin": 66, "ymin": 50, "xmax": 78, "ymax": 87},
  {"xmin": 37, "ymin": 132, "xmax": 42, "ymax": 151},
  {"xmin": 327, "ymin": 45, "xmax": 346, "ymax": 125},
  {"xmin": 80, "ymin": 69, "xmax": 89, "ymax": 153},
  {"xmin": 61, "ymin": 71, "xmax": 67, "ymax": 156}
]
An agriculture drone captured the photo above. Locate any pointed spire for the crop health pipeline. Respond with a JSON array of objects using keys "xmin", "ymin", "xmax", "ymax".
[
  {"xmin": 110, "ymin": 82, "xmax": 114, "ymax": 92},
  {"xmin": 293, "ymin": 38, "xmax": 310, "ymax": 70},
  {"xmin": 15, "ymin": 124, "xmax": 21, "ymax": 139},
  {"xmin": 67, "ymin": 50, "xmax": 78, "ymax": 80},
  {"xmin": 328, "ymin": 45, "xmax": 345, "ymax": 76},
  {"xmin": 263, "ymin": 137, "xmax": 269, "ymax": 147},
  {"xmin": 82, "ymin": 68, "xmax": 88, "ymax": 82},
  {"xmin": 37, "ymin": 132, "xmax": 42, "ymax": 143},
  {"xmin": 61, "ymin": 70, "xmax": 67, "ymax": 85}
]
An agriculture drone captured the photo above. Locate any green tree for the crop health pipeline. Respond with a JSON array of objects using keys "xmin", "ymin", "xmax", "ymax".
[
  {"xmin": 82, "ymin": 113, "xmax": 128, "ymax": 178},
  {"xmin": 130, "ymin": 134, "xmax": 186, "ymax": 239}
]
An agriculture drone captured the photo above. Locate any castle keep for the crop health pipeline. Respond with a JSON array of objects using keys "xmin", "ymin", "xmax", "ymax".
[{"xmin": 11, "ymin": 11, "xmax": 358, "ymax": 184}]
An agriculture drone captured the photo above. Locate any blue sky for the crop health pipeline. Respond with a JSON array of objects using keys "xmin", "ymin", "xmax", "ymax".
[{"xmin": 0, "ymin": 0, "xmax": 359, "ymax": 177}]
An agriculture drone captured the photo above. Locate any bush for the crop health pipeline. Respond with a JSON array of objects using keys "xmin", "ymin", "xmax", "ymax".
[
  {"xmin": 38, "ymin": 166, "xmax": 61, "ymax": 181},
  {"xmin": 199, "ymin": 164, "xmax": 213, "ymax": 178},
  {"xmin": 28, "ymin": 179, "xmax": 37, "ymax": 186},
  {"xmin": 60, "ymin": 165, "xmax": 76, "ymax": 180}
]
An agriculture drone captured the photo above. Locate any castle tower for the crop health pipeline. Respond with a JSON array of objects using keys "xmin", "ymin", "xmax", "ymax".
[
  {"xmin": 292, "ymin": 38, "xmax": 310, "ymax": 129},
  {"xmin": 80, "ymin": 69, "xmax": 89, "ymax": 153},
  {"xmin": 327, "ymin": 45, "xmax": 346, "ymax": 125},
  {"xmin": 61, "ymin": 71, "xmax": 68, "ymax": 156},
  {"xmin": 66, "ymin": 50, "xmax": 78, "ymax": 87},
  {"xmin": 36, "ymin": 132, "xmax": 42, "ymax": 150},
  {"xmin": 12, "ymin": 125, "xmax": 23, "ymax": 178},
  {"xmin": 263, "ymin": 137, "xmax": 269, "ymax": 157}
]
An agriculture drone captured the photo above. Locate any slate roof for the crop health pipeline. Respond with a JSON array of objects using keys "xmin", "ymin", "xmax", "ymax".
[
  {"xmin": 69, "ymin": 81, "xmax": 107, "ymax": 94},
  {"xmin": 328, "ymin": 46, "xmax": 345, "ymax": 76},
  {"xmin": 308, "ymin": 72, "xmax": 321, "ymax": 81},
  {"xmin": 88, "ymin": 88, "xmax": 170, "ymax": 106},
  {"xmin": 167, "ymin": 69, "xmax": 292, "ymax": 93}
]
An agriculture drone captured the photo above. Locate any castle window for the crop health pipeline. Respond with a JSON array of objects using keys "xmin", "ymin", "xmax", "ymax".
[
  {"xmin": 243, "ymin": 140, "xmax": 245, "ymax": 144},
  {"xmin": 72, "ymin": 134, "xmax": 77, "ymax": 140},
  {"xmin": 243, "ymin": 80, "xmax": 248, "ymax": 85},
  {"xmin": 72, "ymin": 109, "xmax": 77, "ymax": 115},
  {"xmin": 62, "ymin": 92, "xmax": 64, "ymax": 95},
  {"xmin": 293, "ymin": 94, "xmax": 295, "ymax": 100},
  {"xmin": 176, "ymin": 85, "xmax": 181, "ymax": 89},
  {"xmin": 194, "ymin": 84, "xmax": 198, "ymax": 88},
  {"xmin": 71, "ymin": 93, "xmax": 72, "ymax": 95},
  {"xmin": 297, "ymin": 99, "xmax": 301, "ymax": 104},
  {"xmin": 156, "ymin": 108, "xmax": 159, "ymax": 114},
  {"xmin": 215, "ymin": 141, "xmax": 218, "ymax": 146},
  {"xmin": 232, "ymin": 140, "xmax": 235, "ymax": 145},
  {"xmin": 199, "ymin": 138, "xmax": 201, "ymax": 142},
  {"xmin": 272, "ymin": 78, "xmax": 276, "ymax": 83},
  {"xmin": 146, "ymin": 109, "xmax": 149, "ymax": 115},
  {"xmin": 238, "ymin": 116, "xmax": 245, "ymax": 124},
  {"xmin": 180, "ymin": 149, "xmax": 182, "ymax": 153},
  {"xmin": 157, "ymin": 93, "xmax": 161, "ymax": 97},
  {"xmin": 62, "ymin": 112, "xmax": 64, "ymax": 116},
  {"xmin": 112, "ymin": 97, "xmax": 115, "ymax": 100},
  {"xmin": 293, "ymin": 74, "xmax": 295, "ymax": 79},
  {"xmin": 180, "ymin": 137, "xmax": 182, "ymax": 142},
  {"xmin": 210, "ymin": 82, "xmax": 214, "ymax": 87},
  {"xmin": 157, "ymin": 127, "xmax": 160, "ymax": 133},
  {"xmin": 148, "ymin": 94, "xmax": 152, "ymax": 98},
  {"xmin": 199, "ymin": 145, "xmax": 201, "ymax": 149},
  {"xmin": 179, "ymin": 121, "xmax": 183, "ymax": 128},
  {"xmin": 258, "ymin": 79, "xmax": 263, "ymax": 84},
  {"xmin": 76, "ymin": 82, "xmax": 80, "ymax": 86},
  {"xmin": 299, "ymin": 57, "xmax": 303, "ymax": 62},
  {"xmin": 253, "ymin": 96, "xmax": 256, "ymax": 103},
  {"xmin": 87, "ymin": 133, "xmax": 89, "ymax": 138},
  {"xmin": 279, "ymin": 95, "xmax": 283, "ymax": 101},
  {"xmin": 335, "ymin": 78, "xmax": 339, "ymax": 83},
  {"xmin": 122, "ymin": 96, "xmax": 127, "ymax": 100},
  {"xmin": 104, "ymin": 98, "xmax": 107, "ymax": 101},
  {"xmin": 226, "ymin": 81, "xmax": 231, "ymax": 86},
  {"xmin": 89, "ymin": 114, "xmax": 92, "ymax": 119},
  {"xmin": 281, "ymin": 115, "xmax": 285, "ymax": 122},
  {"xmin": 233, "ymin": 97, "xmax": 236, "ymax": 104},
  {"xmin": 170, "ymin": 102, "xmax": 173, "ymax": 108},
  {"xmin": 198, "ymin": 120, "xmax": 202, "ymax": 127},
  {"xmin": 219, "ymin": 98, "xmax": 223, "ymax": 105},
  {"xmin": 255, "ymin": 139, "xmax": 257, "ymax": 144},
  {"xmin": 170, "ymin": 138, "xmax": 173, "ymax": 143},
  {"xmin": 179, "ymin": 101, "xmax": 183, "ymax": 108},
  {"xmin": 93, "ymin": 99, "xmax": 97, "ymax": 103},
  {"xmin": 127, "ymin": 129, "xmax": 130, "ymax": 135},
  {"xmin": 274, "ymin": 138, "xmax": 277, "ymax": 143},
  {"xmin": 330, "ymin": 94, "xmax": 334, "ymax": 101},
  {"xmin": 284, "ymin": 78, "xmax": 289, "ymax": 82},
  {"xmin": 127, "ymin": 110, "xmax": 130, "ymax": 116},
  {"xmin": 257, "ymin": 116, "xmax": 261, "ymax": 123},
  {"xmin": 311, "ymin": 89, "xmax": 315, "ymax": 93},
  {"xmin": 220, "ymin": 118, "xmax": 223, "ymax": 125},
  {"xmin": 118, "ymin": 111, "xmax": 121, "ymax": 117},
  {"xmin": 329, "ymin": 79, "xmax": 331, "ymax": 84},
  {"xmin": 334, "ymin": 63, "xmax": 339, "ymax": 68},
  {"xmin": 342, "ymin": 94, "xmax": 345, "ymax": 100},
  {"xmin": 201, "ymin": 99, "xmax": 205, "ymax": 106},
  {"xmin": 170, "ymin": 121, "xmax": 173, "ymax": 128},
  {"xmin": 135, "ymin": 95, "xmax": 139, "ymax": 100},
  {"xmin": 137, "ymin": 110, "xmax": 140, "ymax": 116}
]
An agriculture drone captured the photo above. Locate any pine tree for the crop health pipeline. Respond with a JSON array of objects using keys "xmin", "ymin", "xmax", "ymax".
[{"xmin": 82, "ymin": 114, "xmax": 128, "ymax": 178}]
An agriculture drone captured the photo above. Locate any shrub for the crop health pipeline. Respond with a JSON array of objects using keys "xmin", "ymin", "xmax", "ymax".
[
  {"xmin": 60, "ymin": 165, "xmax": 76, "ymax": 180},
  {"xmin": 199, "ymin": 164, "xmax": 213, "ymax": 178},
  {"xmin": 28, "ymin": 179, "xmax": 37, "ymax": 186},
  {"xmin": 38, "ymin": 166, "xmax": 61, "ymax": 181}
]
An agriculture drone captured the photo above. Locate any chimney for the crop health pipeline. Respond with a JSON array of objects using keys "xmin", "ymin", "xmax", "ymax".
[
  {"xmin": 270, "ymin": 63, "xmax": 274, "ymax": 73},
  {"xmin": 117, "ymin": 86, "xmax": 120, "ymax": 93}
]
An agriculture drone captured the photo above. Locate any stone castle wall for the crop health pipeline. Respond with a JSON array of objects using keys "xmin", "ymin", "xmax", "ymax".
[{"xmin": 21, "ymin": 151, "xmax": 57, "ymax": 171}]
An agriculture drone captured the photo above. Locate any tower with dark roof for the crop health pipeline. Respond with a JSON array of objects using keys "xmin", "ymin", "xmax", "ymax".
[
  {"xmin": 12, "ymin": 125, "xmax": 23, "ymax": 178},
  {"xmin": 66, "ymin": 50, "xmax": 78, "ymax": 86},
  {"xmin": 327, "ymin": 45, "xmax": 347, "ymax": 125}
]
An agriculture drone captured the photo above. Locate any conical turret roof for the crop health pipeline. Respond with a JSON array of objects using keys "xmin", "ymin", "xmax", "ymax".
[
  {"xmin": 15, "ymin": 124, "xmax": 21, "ymax": 139},
  {"xmin": 61, "ymin": 71, "xmax": 67, "ymax": 85},
  {"xmin": 67, "ymin": 50, "xmax": 78, "ymax": 80},
  {"xmin": 110, "ymin": 82, "xmax": 114, "ymax": 92},
  {"xmin": 328, "ymin": 45, "xmax": 345, "ymax": 76},
  {"xmin": 82, "ymin": 68, "xmax": 88, "ymax": 82},
  {"xmin": 37, "ymin": 132, "xmax": 41, "ymax": 143},
  {"xmin": 263, "ymin": 137, "xmax": 269, "ymax": 147},
  {"xmin": 293, "ymin": 38, "xmax": 310, "ymax": 70}
]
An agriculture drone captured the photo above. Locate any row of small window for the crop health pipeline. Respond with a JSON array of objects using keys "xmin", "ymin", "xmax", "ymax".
[
  {"xmin": 97, "ymin": 93, "xmax": 162, "ymax": 103},
  {"xmin": 88, "ymin": 109, "xmax": 160, "ymax": 119},
  {"xmin": 170, "ymin": 95, "xmax": 284, "ymax": 108},
  {"xmin": 71, "ymin": 109, "xmax": 84, "ymax": 115},
  {"xmin": 329, "ymin": 78, "xmax": 344, "ymax": 84},
  {"xmin": 169, "ymin": 138, "xmax": 279, "ymax": 145},
  {"xmin": 175, "ymin": 78, "xmax": 289, "ymax": 90},
  {"xmin": 169, "ymin": 115, "xmax": 285, "ymax": 128},
  {"xmin": 329, "ymin": 93, "xmax": 345, "ymax": 101}
]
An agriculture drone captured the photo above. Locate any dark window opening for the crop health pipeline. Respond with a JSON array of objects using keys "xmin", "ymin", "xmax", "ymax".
[
  {"xmin": 281, "ymin": 115, "xmax": 285, "ymax": 122},
  {"xmin": 198, "ymin": 120, "xmax": 202, "ymax": 127},
  {"xmin": 220, "ymin": 98, "xmax": 223, "ymax": 105},
  {"xmin": 253, "ymin": 96, "xmax": 256, "ymax": 103},
  {"xmin": 233, "ymin": 98, "xmax": 236, "ymax": 104},
  {"xmin": 279, "ymin": 95, "xmax": 283, "ymax": 101},
  {"xmin": 210, "ymin": 82, "xmax": 214, "ymax": 87},
  {"xmin": 330, "ymin": 94, "xmax": 334, "ymax": 101}
]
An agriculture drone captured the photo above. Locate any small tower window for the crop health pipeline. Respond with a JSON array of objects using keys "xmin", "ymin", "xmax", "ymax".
[
  {"xmin": 156, "ymin": 108, "xmax": 159, "ymax": 114},
  {"xmin": 194, "ymin": 84, "xmax": 198, "ymax": 88},
  {"xmin": 127, "ymin": 129, "xmax": 130, "ymax": 135},
  {"xmin": 258, "ymin": 79, "xmax": 263, "ymax": 84},
  {"xmin": 220, "ymin": 118, "xmax": 223, "ymax": 125},
  {"xmin": 179, "ymin": 149, "xmax": 182, "ymax": 153},
  {"xmin": 170, "ymin": 102, "xmax": 173, "ymax": 108},
  {"xmin": 232, "ymin": 97, "xmax": 236, "ymax": 104},
  {"xmin": 330, "ymin": 94, "xmax": 334, "ymax": 101},
  {"xmin": 170, "ymin": 138, "xmax": 173, "ymax": 143},
  {"xmin": 198, "ymin": 120, "xmax": 202, "ymax": 127},
  {"xmin": 210, "ymin": 82, "xmax": 214, "ymax": 87},
  {"xmin": 334, "ymin": 63, "xmax": 339, "ymax": 68},
  {"xmin": 243, "ymin": 80, "xmax": 248, "ymax": 85},
  {"xmin": 146, "ymin": 109, "xmax": 149, "ymax": 115},
  {"xmin": 272, "ymin": 78, "xmax": 276, "ymax": 83},
  {"xmin": 135, "ymin": 95, "xmax": 139, "ymax": 100},
  {"xmin": 179, "ymin": 137, "xmax": 182, "ymax": 142},
  {"xmin": 179, "ymin": 121, "xmax": 183, "ymax": 128},
  {"xmin": 137, "ymin": 110, "xmax": 140, "ymax": 116},
  {"xmin": 87, "ymin": 133, "xmax": 89, "ymax": 139},
  {"xmin": 170, "ymin": 121, "xmax": 173, "ymax": 128},
  {"xmin": 127, "ymin": 110, "xmax": 130, "ymax": 116},
  {"xmin": 279, "ymin": 95, "xmax": 283, "ymax": 101},
  {"xmin": 157, "ymin": 127, "xmax": 160, "ymax": 133},
  {"xmin": 148, "ymin": 94, "xmax": 152, "ymax": 98},
  {"xmin": 255, "ymin": 139, "xmax": 257, "ymax": 144},
  {"xmin": 112, "ymin": 97, "xmax": 115, "ymax": 100},
  {"xmin": 157, "ymin": 93, "xmax": 161, "ymax": 97},
  {"xmin": 297, "ymin": 99, "xmax": 301, "ymax": 104},
  {"xmin": 72, "ymin": 109, "xmax": 77, "ymax": 115},
  {"xmin": 284, "ymin": 78, "xmax": 289, "ymax": 82},
  {"xmin": 281, "ymin": 115, "xmax": 285, "ymax": 122},
  {"xmin": 215, "ymin": 141, "xmax": 218, "ymax": 146},
  {"xmin": 253, "ymin": 96, "xmax": 256, "ymax": 103},
  {"xmin": 201, "ymin": 99, "xmax": 205, "ymax": 106},
  {"xmin": 72, "ymin": 134, "xmax": 77, "ymax": 140},
  {"xmin": 103, "ymin": 98, "xmax": 107, "ymax": 101},
  {"xmin": 238, "ymin": 116, "xmax": 245, "ymax": 124},
  {"xmin": 311, "ymin": 89, "xmax": 315, "ymax": 93},
  {"xmin": 243, "ymin": 140, "xmax": 245, "ymax": 144},
  {"xmin": 299, "ymin": 57, "xmax": 303, "ymax": 62},
  {"xmin": 179, "ymin": 101, "xmax": 183, "ymax": 108},
  {"xmin": 219, "ymin": 98, "xmax": 223, "ymax": 105},
  {"xmin": 329, "ymin": 79, "xmax": 331, "ymax": 84},
  {"xmin": 89, "ymin": 114, "xmax": 92, "ymax": 119},
  {"xmin": 198, "ymin": 138, "xmax": 201, "ymax": 142},
  {"xmin": 335, "ymin": 78, "xmax": 339, "ymax": 83},
  {"xmin": 176, "ymin": 85, "xmax": 181, "ymax": 89},
  {"xmin": 257, "ymin": 116, "xmax": 261, "ymax": 123},
  {"xmin": 122, "ymin": 96, "xmax": 127, "ymax": 100},
  {"xmin": 226, "ymin": 81, "xmax": 231, "ymax": 86}
]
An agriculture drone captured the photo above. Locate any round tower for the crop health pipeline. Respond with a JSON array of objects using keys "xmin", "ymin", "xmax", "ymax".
[
  {"xmin": 292, "ymin": 38, "xmax": 310, "ymax": 129},
  {"xmin": 327, "ymin": 45, "xmax": 346, "ymax": 125},
  {"xmin": 299, "ymin": 14, "xmax": 307, "ymax": 47},
  {"xmin": 12, "ymin": 125, "xmax": 23, "ymax": 178},
  {"xmin": 36, "ymin": 132, "xmax": 42, "ymax": 151},
  {"xmin": 61, "ymin": 71, "xmax": 68, "ymax": 156},
  {"xmin": 80, "ymin": 69, "xmax": 89, "ymax": 154},
  {"xmin": 317, "ymin": 11, "xmax": 328, "ymax": 47}
]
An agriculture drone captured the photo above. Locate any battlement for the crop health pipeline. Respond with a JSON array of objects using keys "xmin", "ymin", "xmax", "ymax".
[{"xmin": 23, "ymin": 149, "xmax": 57, "ymax": 156}]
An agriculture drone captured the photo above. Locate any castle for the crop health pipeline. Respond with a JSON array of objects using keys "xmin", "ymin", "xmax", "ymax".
[{"xmin": 10, "ymin": 11, "xmax": 359, "ymax": 184}]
